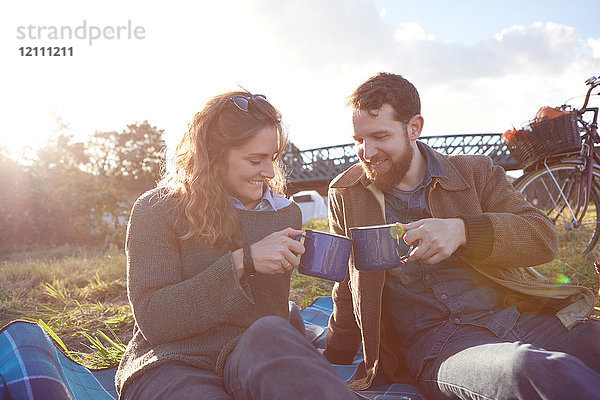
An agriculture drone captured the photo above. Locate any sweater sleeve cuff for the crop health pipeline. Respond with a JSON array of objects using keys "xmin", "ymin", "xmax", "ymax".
[
  {"xmin": 229, "ymin": 252, "xmax": 255, "ymax": 305},
  {"xmin": 458, "ymin": 214, "xmax": 494, "ymax": 262}
]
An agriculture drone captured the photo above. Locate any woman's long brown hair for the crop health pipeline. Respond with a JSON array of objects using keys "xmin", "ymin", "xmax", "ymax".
[{"xmin": 161, "ymin": 91, "xmax": 288, "ymax": 250}]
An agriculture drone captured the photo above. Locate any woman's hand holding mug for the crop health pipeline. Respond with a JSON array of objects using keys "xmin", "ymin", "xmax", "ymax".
[{"xmin": 233, "ymin": 228, "xmax": 305, "ymax": 278}]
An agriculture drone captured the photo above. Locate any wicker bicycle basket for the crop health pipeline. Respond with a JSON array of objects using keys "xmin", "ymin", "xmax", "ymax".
[{"xmin": 504, "ymin": 112, "xmax": 581, "ymax": 168}]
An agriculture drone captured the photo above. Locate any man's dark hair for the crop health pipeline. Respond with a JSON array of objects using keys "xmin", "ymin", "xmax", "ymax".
[{"xmin": 348, "ymin": 72, "xmax": 421, "ymax": 124}]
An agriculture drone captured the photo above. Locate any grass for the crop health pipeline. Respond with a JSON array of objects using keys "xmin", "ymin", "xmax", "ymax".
[
  {"xmin": 0, "ymin": 245, "xmax": 132, "ymax": 368},
  {"xmin": 1, "ymin": 217, "xmax": 598, "ymax": 369},
  {"xmin": 527, "ymin": 230, "xmax": 600, "ymax": 296},
  {"xmin": 0, "ymin": 219, "xmax": 333, "ymax": 368}
]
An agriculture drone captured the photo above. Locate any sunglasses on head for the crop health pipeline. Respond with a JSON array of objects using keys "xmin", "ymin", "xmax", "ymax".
[{"xmin": 227, "ymin": 94, "xmax": 268, "ymax": 112}]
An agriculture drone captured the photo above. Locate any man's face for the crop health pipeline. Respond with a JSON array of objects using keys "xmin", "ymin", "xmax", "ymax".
[{"xmin": 352, "ymin": 104, "xmax": 414, "ymax": 192}]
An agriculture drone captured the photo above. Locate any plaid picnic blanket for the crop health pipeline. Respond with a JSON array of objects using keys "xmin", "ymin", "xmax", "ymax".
[
  {"xmin": 301, "ymin": 297, "xmax": 425, "ymax": 400},
  {"xmin": 0, "ymin": 298, "xmax": 425, "ymax": 399},
  {"xmin": 0, "ymin": 321, "xmax": 117, "ymax": 399}
]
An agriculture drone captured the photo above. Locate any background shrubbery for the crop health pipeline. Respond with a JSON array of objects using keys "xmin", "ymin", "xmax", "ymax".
[{"xmin": 0, "ymin": 120, "xmax": 165, "ymax": 250}]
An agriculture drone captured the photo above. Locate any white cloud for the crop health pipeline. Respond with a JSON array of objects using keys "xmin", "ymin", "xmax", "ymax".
[
  {"xmin": 248, "ymin": 0, "xmax": 396, "ymax": 68},
  {"xmin": 243, "ymin": 4, "xmax": 600, "ymax": 139},
  {"xmin": 494, "ymin": 25, "xmax": 526, "ymax": 41},
  {"xmin": 394, "ymin": 22, "xmax": 435, "ymax": 42},
  {"xmin": 245, "ymin": 4, "xmax": 593, "ymax": 83},
  {"xmin": 387, "ymin": 22, "xmax": 585, "ymax": 83},
  {"xmin": 588, "ymin": 38, "xmax": 600, "ymax": 58}
]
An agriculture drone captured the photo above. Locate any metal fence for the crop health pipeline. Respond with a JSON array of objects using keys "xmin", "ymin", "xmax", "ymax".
[{"xmin": 283, "ymin": 133, "xmax": 517, "ymax": 183}]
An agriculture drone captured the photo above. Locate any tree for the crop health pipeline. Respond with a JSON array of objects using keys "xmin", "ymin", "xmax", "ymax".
[
  {"xmin": 1, "ymin": 120, "xmax": 166, "ymax": 248},
  {"xmin": 31, "ymin": 133, "xmax": 89, "ymax": 171},
  {"xmin": 86, "ymin": 121, "xmax": 166, "ymax": 191},
  {"xmin": 0, "ymin": 134, "xmax": 123, "ymax": 247},
  {"xmin": 117, "ymin": 121, "xmax": 166, "ymax": 188},
  {"xmin": 86, "ymin": 130, "xmax": 120, "ymax": 177}
]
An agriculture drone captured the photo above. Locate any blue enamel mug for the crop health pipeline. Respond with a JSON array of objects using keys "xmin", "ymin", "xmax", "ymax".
[
  {"xmin": 349, "ymin": 224, "xmax": 414, "ymax": 270},
  {"xmin": 296, "ymin": 229, "xmax": 352, "ymax": 282}
]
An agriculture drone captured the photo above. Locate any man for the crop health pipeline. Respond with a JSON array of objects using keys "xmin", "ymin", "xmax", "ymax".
[{"xmin": 323, "ymin": 72, "xmax": 600, "ymax": 399}]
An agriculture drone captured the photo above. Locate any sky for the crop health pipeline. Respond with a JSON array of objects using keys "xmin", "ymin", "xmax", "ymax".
[{"xmin": 1, "ymin": 0, "xmax": 599, "ymax": 158}]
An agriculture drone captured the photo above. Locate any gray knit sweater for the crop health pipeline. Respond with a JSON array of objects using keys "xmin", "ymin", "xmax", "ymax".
[{"xmin": 115, "ymin": 188, "xmax": 302, "ymax": 397}]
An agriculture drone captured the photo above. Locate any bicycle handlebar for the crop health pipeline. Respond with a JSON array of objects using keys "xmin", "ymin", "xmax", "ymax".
[
  {"xmin": 581, "ymin": 75, "xmax": 600, "ymax": 110},
  {"xmin": 585, "ymin": 76, "xmax": 598, "ymax": 86}
]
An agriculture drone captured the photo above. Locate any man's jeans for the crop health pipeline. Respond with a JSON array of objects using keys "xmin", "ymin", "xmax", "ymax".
[
  {"xmin": 418, "ymin": 313, "xmax": 600, "ymax": 400},
  {"xmin": 124, "ymin": 316, "xmax": 355, "ymax": 399}
]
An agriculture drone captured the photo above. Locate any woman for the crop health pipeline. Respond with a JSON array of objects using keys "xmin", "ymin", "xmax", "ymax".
[{"xmin": 115, "ymin": 91, "xmax": 354, "ymax": 399}]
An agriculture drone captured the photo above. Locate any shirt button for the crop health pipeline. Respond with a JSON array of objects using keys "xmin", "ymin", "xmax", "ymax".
[{"xmin": 441, "ymin": 294, "xmax": 448, "ymax": 299}]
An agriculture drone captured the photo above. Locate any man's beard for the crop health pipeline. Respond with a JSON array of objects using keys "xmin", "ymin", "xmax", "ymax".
[{"xmin": 361, "ymin": 145, "xmax": 414, "ymax": 192}]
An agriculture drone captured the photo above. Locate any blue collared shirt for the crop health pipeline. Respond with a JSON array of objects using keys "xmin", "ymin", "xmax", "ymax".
[
  {"xmin": 382, "ymin": 142, "xmax": 520, "ymax": 379},
  {"xmin": 230, "ymin": 188, "xmax": 292, "ymax": 211},
  {"xmin": 384, "ymin": 141, "xmax": 446, "ymax": 229}
]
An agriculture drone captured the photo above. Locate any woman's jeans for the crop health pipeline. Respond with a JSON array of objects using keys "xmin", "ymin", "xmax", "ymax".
[
  {"xmin": 418, "ymin": 313, "xmax": 600, "ymax": 400},
  {"xmin": 124, "ymin": 315, "xmax": 355, "ymax": 400}
]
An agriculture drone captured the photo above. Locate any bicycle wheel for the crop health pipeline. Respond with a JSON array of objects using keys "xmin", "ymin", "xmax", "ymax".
[{"xmin": 514, "ymin": 162, "xmax": 600, "ymax": 282}]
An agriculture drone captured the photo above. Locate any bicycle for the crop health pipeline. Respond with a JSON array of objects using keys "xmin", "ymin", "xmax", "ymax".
[{"xmin": 505, "ymin": 76, "xmax": 600, "ymax": 284}]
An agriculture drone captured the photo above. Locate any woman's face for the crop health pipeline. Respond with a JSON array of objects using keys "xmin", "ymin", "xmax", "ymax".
[{"xmin": 223, "ymin": 125, "xmax": 278, "ymax": 210}]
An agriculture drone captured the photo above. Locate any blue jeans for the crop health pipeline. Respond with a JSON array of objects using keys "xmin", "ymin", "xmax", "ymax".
[
  {"xmin": 417, "ymin": 314, "xmax": 600, "ymax": 400},
  {"xmin": 124, "ymin": 316, "xmax": 356, "ymax": 399}
]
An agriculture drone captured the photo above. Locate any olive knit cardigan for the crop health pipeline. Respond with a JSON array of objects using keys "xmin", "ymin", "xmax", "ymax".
[{"xmin": 115, "ymin": 189, "xmax": 302, "ymax": 397}]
